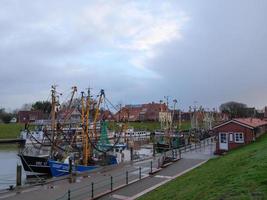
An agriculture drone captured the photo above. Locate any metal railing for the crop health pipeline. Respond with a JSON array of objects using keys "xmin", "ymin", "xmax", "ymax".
[{"xmin": 55, "ymin": 137, "xmax": 215, "ymax": 200}]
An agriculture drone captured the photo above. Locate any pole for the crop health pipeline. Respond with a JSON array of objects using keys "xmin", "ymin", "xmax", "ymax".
[
  {"xmin": 16, "ymin": 165, "xmax": 22, "ymax": 187},
  {"xmin": 68, "ymin": 189, "xmax": 71, "ymax": 200},
  {"xmin": 126, "ymin": 171, "xmax": 128, "ymax": 185},
  {"xmin": 153, "ymin": 140, "xmax": 156, "ymax": 157},
  {"xmin": 110, "ymin": 176, "xmax": 113, "ymax": 191},
  {"xmin": 130, "ymin": 147, "xmax": 133, "ymax": 161},
  {"xmin": 91, "ymin": 182, "xmax": 94, "ymax": 199},
  {"xmin": 139, "ymin": 167, "xmax": 141, "ymax": 180}
]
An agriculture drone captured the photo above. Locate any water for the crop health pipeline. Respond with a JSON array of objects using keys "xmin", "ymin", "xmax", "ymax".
[{"xmin": 0, "ymin": 145, "xmax": 26, "ymax": 190}]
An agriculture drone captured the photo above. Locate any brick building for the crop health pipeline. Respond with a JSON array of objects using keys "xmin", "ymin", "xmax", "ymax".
[
  {"xmin": 213, "ymin": 118, "xmax": 267, "ymax": 154},
  {"xmin": 115, "ymin": 102, "xmax": 168, "ymax": 122},
  {"xmin": 18, "ymin": 110, "xmax": 44, "ymax": 123}
]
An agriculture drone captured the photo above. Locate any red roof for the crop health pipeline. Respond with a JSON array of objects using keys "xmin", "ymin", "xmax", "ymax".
[{"xmin": 233, "ymin": 118, "xmax": 267, "ymax": 128}]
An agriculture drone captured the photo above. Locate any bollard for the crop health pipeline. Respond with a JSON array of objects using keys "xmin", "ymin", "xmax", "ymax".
[
  {"xmin": 16, "ymin": 165, "xmax": 22, "ymax": 187},
  {"xmin": 150, "ymin": 161, "xmax": 153, "ymax": 174},
  {"xmin": 111, "ymin": 176, "xmax": 113, "ymax": 191},
  {"xmin": 158, "ymin": 158, "xmax": 160, "ymax": 169},
  {"xmin": 68, "ymin": 189, "xmax": 71, "ymax": 200},
  {"xmin": 172, "ymin": 149, "xmax": 174, "ymax": 159},
  {"xmin": 126, "ymin": 171, "xmax": 128, "ymax": 185},
  {"xmin": 179, "ymin": 149, "xmax": 181, "ymax": 159},
  {"xmin": 153, "ymin": 143, "xmax": 156, "ymax": 157},
  {"xmin": 69, "ymin": 157, "xmax": 72, "ymax": 174},
  {"xmin": 139, "ymin": 167, "xmax": 141, "ymax": 179},
  {"xmin": 185, "ymin": 144, "xmax": 187, "ymax": 152},
  {"xmin": 69, "ymin": 157, "xmax": 73, "ymax": 183},
  {"xmin": 195, "ymin": 143, "xmax": 197, "ymax": 151},
  {"xmin": 91, "ymin": 182, "xmax": 94, "ymax": 199},
  {"xmin": 130, "ymin": 147, "xmax": 133, "ymax": 161}
]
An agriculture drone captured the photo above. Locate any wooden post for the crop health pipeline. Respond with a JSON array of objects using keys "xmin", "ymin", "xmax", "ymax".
[
  {"xmin": 16, "ymin": 165, "xmax": 22, "ymax": 187},
  {"xmin": 130, "ymin": 147, "xmax": 133, "ymax": 161},
  {"xmin": 91, "ymin": 182, "xmax": 94, "ymax": 199},
  {"xmin": 68, "ymin": 189, "xmax": 71, "ymax": 200},
  {"xmin": 126, "ymin": 171, "xmax": 128, "ymax": 185},
  {"xmin": 153, "ymin": 143, "xmax": 156, "ymax": 157},
  {"xmin": 69, "ymin": 157, "xmax": 73, "ymax": 183},
  {"xmin": 110, "ymin": 176, "xmax": 113, "ymax": 191}
]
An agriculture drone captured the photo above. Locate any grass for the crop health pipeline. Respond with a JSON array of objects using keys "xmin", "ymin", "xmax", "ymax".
[
  {"xmin": 139, "ymin": 134, "xmax": 267, "ymax": 200},
  {"xmin": 0, "ymin": 121, "xmax": 191, "ymax": 139},
  {"xmin": 110, "ymin": 121, "xmax": 191, "ymax": 132},
  {"xmin": 128, "ymin": 121, "xmax": 191, "ymax": 131},
  {"xmin": 0, "ymin": 123, "xmax": 24, "ymax": 139}
]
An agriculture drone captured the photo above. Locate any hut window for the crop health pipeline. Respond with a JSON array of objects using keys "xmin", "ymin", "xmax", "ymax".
[
  {"xmin": 234, "ymin": 133, "xmax": 244, "ymax": 143},
  {"xmin": 229, "ymin": 133, "xmax": 233, "ymax": 142}
]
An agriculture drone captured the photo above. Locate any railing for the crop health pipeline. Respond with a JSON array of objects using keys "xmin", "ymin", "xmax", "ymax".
[{"xmin": 55, "ymin": 137, "xmax": 215, "ymax": 200}]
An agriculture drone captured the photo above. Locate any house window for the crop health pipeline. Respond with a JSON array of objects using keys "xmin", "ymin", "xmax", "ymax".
[
  {"xmin": 234, "ymin": 133, "xmax": 244, "ymax": 143},
  {"xmin": 229, "ymin": 133, "xmax": 233, "ymax": 142}
]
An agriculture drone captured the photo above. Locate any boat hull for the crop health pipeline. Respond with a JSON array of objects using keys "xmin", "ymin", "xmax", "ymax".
[
  {"xmin": 18, "ymin": 154, "xmax": 51, "ymax": 176},
  {"xmin": 48, "ymin": 160, "xmax": 98, "ymax": 177}
]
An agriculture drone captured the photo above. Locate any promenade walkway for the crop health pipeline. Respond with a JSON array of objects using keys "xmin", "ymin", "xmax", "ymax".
[{"xmin": 0, "ymin": 138, "xmax": 216, "ymax": 200}]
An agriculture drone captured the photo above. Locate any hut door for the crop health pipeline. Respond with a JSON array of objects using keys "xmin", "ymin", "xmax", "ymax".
[{"xmin": 219, "ymin": 133, "xmax": 228, "ymax": 150}]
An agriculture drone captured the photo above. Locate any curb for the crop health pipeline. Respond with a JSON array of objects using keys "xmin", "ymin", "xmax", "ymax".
[{"xmin": 130, "ymin": 160, "xmax": 208, "ymax": 200}]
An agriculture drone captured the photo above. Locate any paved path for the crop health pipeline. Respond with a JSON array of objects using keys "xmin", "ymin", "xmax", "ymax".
[
  {"xmin": 99, "ymin": 142, "xmax": 216, "ymax": 200},
  {"xmin": 0, "ymin": 140, "xmax": 216, "ymax": 200}
]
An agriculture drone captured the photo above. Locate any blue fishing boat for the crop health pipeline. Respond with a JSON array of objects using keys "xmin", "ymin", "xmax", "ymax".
[{"xmin": 48, "ymin": 159, "xmax": 98, "ymax": 177}]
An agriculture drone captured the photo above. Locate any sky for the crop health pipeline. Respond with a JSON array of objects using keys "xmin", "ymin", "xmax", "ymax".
[{"xmin": 1, "ymin": 0, "xmax": 267, "ymax": 111}]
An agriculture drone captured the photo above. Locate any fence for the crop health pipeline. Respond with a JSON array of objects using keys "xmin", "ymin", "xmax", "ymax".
[{"xmin": 55, "ymin": 137, "xmax": 215, "ymax": 200}]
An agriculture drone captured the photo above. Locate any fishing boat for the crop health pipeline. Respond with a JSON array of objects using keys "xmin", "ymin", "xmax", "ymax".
[
  {"xmin": 18, "ymin": 154, "xmax": 51, "ymax": 176},
  {"xmin": 19, "ymin": 86, "xmax": 126, "ymax": 178},
  {"xmin": 48, "ymin": 159, "xmax": 98, "ymax": 177}
]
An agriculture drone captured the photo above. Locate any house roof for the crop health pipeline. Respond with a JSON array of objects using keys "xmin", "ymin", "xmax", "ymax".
[
  {"xmin": 213, "ymin": 118, "xmax": 267, "ymax": 130},
  {"xmin": 234, "ymin": 118, "xmax": 267, "ymax": 128}
]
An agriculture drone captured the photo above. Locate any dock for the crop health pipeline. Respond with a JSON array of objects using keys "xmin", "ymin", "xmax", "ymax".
[{"xmin": 0, "ymin": 138, "xmax": 216, "ymax": 200}]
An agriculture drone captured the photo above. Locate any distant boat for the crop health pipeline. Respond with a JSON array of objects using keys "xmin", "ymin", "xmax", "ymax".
[{"xmin": 48, "ymin": 159, "xmax": 98, "ymax": 177}]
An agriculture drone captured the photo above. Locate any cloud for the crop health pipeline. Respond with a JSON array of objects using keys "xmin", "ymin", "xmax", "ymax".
[
  {"xmin": 0, "ymin": 0, "xmax": 188, "ymax": 109},
  {"xmin": 1, "ymin": 0, "xmax": 267, "ymax": 110}
]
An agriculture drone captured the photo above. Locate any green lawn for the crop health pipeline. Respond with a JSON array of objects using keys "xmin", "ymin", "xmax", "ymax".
[
  {"xmin": 139, "ymin": 134, "xmax": 267, "ymax": 200},
  {"xmin": 0, "ymin": 123, "xmax": 24, "ymax": 139},
  {"xmin": 126, "ymin": 121, "xmax": 191, "ymax": 131}
]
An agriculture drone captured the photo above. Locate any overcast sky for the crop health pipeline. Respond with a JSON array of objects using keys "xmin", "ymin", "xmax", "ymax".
[{"xmin": 1, "ymin": 0, "xmax": 267, "ymax": 111}]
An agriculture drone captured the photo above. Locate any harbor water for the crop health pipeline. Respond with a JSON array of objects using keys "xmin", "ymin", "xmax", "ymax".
[{"xmin": 0, "ymin": 145, "xmax": 26, "ymax": 190}]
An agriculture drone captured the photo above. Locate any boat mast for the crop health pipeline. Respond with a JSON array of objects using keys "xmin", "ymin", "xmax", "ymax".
[
  {"xmin": 81, "ymin": 91, "xmax": 86, "ymax": 162},
  {"xmin": 50, "ymin": 85, "xmax": 57, "ymax": 157},
  {"xmin": 63, "ymin": 86, "xmax": 77, "ymax": 123},
  {"xmin": 93, "ymin": 89, "xmax": 105, "ymax": 141},
  {"xmin": 83, "ymin": 88, "xmax": 91, "ymax": 165}
]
